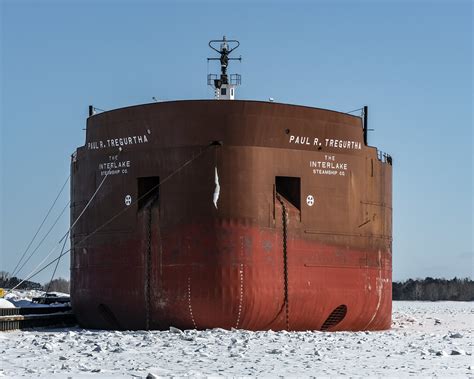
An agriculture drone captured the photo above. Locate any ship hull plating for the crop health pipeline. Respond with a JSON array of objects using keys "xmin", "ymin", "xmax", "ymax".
[{"xmin": 71, "ymin": 100, "xmax": 392, "ymax": 331}]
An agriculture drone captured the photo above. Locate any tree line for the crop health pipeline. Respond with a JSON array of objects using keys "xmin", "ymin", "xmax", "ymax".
[
  {"xmin": 392, "ymin": 277, "xmax": 473, "ymax": 301},
  {"xmin": 1, "ymin": 271, "xmax": 472, "ymax": 300},
  {"xmin": 0, "ymin": 271, "xmax": 70, "ymax": 294}
]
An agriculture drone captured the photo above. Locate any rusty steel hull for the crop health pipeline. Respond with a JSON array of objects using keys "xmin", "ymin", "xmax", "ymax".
[{"xmin": 71, "ymin": 100, "xmax": 392, "ymax": 331}]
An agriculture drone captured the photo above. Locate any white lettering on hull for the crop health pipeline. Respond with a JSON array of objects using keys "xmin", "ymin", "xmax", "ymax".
[
  {"xmin": 309, "ymin": 155, "xmax": 349, "ymax": 177},
  {"xmin": 98, "ymin": 154, "xmax": 131, "ymax": 176},
  {"xmin": 289, "ymin": 135, "xmax": 361, "ymax": 150},
  {"xmin": 88, "ymin": 134, "xmax": 149, "ymax": 150}
]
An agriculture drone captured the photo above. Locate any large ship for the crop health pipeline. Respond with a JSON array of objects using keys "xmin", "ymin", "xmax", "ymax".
[{"xmin": 70, "ymin": 37, "xmax": 393, "ymax": 331}]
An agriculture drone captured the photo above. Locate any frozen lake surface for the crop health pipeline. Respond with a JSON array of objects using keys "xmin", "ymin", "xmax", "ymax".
[{"xmin": 1, "ymin": 301, "xmax": 472, "ymax": 378}]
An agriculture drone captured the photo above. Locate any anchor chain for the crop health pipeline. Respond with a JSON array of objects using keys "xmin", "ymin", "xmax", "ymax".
[
  {"xmin": 145, "ymin": 194, "xmax": 159, "ymax": 330},
  {"xmin": 276, "ymin": 193, "xmax": 290, "ymax": 330}
]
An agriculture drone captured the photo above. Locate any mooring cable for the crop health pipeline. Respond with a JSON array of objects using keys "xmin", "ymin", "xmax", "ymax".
[
  {"xmin": 10, "ymin": 175, "xmax": 70, "ymax": 277},
  {"xmin": 9, "ymin": 233, "xmax": 68, "ymax": 292},
  {"xmin": 7, "ymin": 158, "xmax": 114, "ymax": 293},
  {"xmin": 72, "ymin": 143, "xmax": 213, "ymax": 249},
  {"xmin": 10, "ymin": 144, "xmax": 214, "ymax": 287},
  {"xmin": 68, "ymin": 161, "xmax": 113, "ymax": 235},
  {"xmin": 12, "ymin": 201, "xmax": 70, "ymax": 278},
  {"xmin": 45, "ymin": 231, "xmax": 69, "ymax": 293},
  {"xmin": 9, "ymin": 246, "xmax": 72, "ymax": 290}
]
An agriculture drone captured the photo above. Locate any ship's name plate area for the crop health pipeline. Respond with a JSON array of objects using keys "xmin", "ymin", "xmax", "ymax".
[
  {"xmin": 99, "ymin": 155, "xmax": 130, "ymax": 176},
  {"xmin": 289, "ymin": 135, "xmax": 362, "ymax": 150},
  {"xmin": 88, "ymin": 134, "xmax": 149, "ymax": 150},
  {"xmin": 310, "ymin": 155, "xmax": 348, "ymax": 176}
]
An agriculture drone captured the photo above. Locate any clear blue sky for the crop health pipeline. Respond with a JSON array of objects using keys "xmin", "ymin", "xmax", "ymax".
[{"xmin": 1, "ymin": 0, "xmax": 472, "ymax": 283}]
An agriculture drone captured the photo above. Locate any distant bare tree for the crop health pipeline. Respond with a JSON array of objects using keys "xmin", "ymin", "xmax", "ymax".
[
  {"xmin": 0, "ymin": 271, "xmax": 10, "ymax": 282},
  {"xmin": 44, "ymin": 278, "xmax": 70, "ymax": 294}
]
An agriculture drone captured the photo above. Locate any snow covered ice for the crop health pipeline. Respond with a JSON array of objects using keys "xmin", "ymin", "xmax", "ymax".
[
  {"xmin": 3, "ymin": 289, "xmax": 69, "ymax": 308},
  {"xmin": 0, "ymin": 301, "xmax": 472, "ymax": 377}
]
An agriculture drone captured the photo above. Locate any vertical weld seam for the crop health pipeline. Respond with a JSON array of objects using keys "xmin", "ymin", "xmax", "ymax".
[
  {"xmin": 235, "ymin": 262, "xmax": 244, "ymax": 329},
  {"xmin": 187, "ymin": 277, "xmax": 197, "ymax": 329},
  {"xmin": 364, "ymin": 250, "xmax": 384, "ymax": 329}
]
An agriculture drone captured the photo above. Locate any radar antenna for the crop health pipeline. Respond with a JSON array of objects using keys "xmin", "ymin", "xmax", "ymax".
[{"xmin": 207, "ymin": 36, "xmax": 242, "ymax": 100}]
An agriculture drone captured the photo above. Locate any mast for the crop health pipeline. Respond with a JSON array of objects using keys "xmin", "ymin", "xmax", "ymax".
[{"xmin": 207, "ymin": 36, "xmax": 242, "ymax": 100}]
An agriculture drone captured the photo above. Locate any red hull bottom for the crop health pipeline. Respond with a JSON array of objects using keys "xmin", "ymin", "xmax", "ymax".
[{"xmin": 72, "ymin": 221, "xmax": 392, "ymax": 331}]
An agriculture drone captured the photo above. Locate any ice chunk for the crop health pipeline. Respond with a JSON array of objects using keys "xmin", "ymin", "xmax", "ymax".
[
  {"xmin": 42, "ymin": 343, "xmax": 53, "ymax": 352},
  {"xmin": 169, "ymin": 326, "xmax": 183, "ymax": 334},
  {"xmin": 267, "ymin": 348, "xmax": 282, "ymax": 354}
]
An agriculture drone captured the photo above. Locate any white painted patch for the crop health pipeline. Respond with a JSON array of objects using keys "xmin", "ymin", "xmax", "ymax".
[
  {"xmin": 306, "ymin": 195, "xmax": 315, "ymax": 206},
  {"xmin": 124, "ymin": 195, "xmax": 132, "ymax": 206},
  {"xmin": 213, "ymin": 167, "xmax": 220, "ymax": 209}
]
